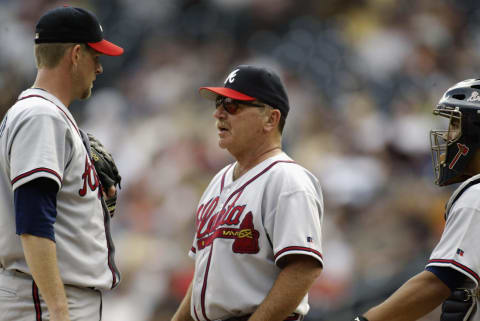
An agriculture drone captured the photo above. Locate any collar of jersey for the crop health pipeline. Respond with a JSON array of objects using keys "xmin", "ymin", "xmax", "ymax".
[
  {"xmin": 225, "ymin": 152, "xmax": 290, "ymax": 188},
  {"xmin": 19, "ymin": 88, "xmax": 69, "ymax": 112}
]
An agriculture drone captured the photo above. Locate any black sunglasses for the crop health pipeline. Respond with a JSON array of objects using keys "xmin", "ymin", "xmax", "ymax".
[{"xmin": 215, "ymin": 96, "xmax": 264, "ymax": 114}]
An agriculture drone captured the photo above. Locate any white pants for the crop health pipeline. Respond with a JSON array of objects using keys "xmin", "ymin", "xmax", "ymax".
[{"xmin": 0, "ymin": 269, "xmax": 102, "ymax": 321}]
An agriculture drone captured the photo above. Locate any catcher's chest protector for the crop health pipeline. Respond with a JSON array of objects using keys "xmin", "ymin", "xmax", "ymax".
[{"xmin": 445, "ymin": 174, "xmax": 480, "ymax": 220}]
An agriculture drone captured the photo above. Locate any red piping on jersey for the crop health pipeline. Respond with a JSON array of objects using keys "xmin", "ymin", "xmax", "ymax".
[
  {"xmin": 11, "ymin": 167, "xmax": 62, "ymax": 185},
  {"xmin": 101, "ymin": 195, "xmax": 119, "ymax": 289},
  {"xmin": 32, "ymin": 281, "xmax": 43, "ymax": 321},
  {"xmin": 225, "ymin": 160, "xmax": 296, "ymax": 205},
  {"xmin": 429, "ymin": 259, "xmax": 480, "ymax": 283},
  {"xmin": 199, "ymin": 160, "xmax": 297, "ymax": 321},
  {"xmin": 17, "ymin": 94, "xmax": 80, "ymax": 135},
  {"xmin": 274, "ymin": 246, "xmax": 323, "ymax": 263},
  {"xmin": 220, "ymin": 164, "xmax": 234, "ymax": 193},
  {"xmin": 200, "ymin": 249, "xmax": 213, "ymax": 321},
  {"xmin": 193, "ymin": 305, "xmax": 201, "ymax": 321}
]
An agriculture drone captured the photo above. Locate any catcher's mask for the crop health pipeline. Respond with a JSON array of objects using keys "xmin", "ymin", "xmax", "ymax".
[{"xmin": 430, "ymin": 79, "xmax": 480, "ymax": 186}]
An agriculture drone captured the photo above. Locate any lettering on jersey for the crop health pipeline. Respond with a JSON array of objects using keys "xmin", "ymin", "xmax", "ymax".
[
  {"xmin": 449, "ymin": 143, "xmax": 469, "ymax": 169},
  {"xmin": 196, "ymin": 192, "xmax": 243, "ymax": 238},
  {"xmin": 0, "ymin": 115, "xmax": 6, "ymax": 138},
  {"xmin": 196, "ymin": 193, "xmax": 259, "ymax": 254},
  {"xmin": 196, "ymin": 196, "xmax": 219, "ymax": 231},
  {"xmin": 197, "ymin": 212, "xmax": 260, "ymax": 253},
  {"xmin": 79, "ymin": 155, "xmax": 100, "ymax": 197}
]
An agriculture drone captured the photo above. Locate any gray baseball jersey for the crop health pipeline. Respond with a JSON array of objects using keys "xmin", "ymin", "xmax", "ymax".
[
  {"xmin": 189, "ymin": 153, "xmax": 324, "ymax": 321},
  {"xmin": 0, "ymin": 88, "xmax": 119, "ymax": 290},
  {"xmin": 427, "ymin": 174, "xmax": 480, "ymax": 320}
]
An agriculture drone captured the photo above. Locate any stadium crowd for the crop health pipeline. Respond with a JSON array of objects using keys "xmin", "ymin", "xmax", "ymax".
[{"xmin": 2, "ymin": 0, "xmax": 480, "ymax": 320}]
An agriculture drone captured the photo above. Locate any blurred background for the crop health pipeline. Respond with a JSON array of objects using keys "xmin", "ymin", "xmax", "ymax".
[{"xmin": 1, "ymin": 0, "xmax": 479, "ymax": 320}]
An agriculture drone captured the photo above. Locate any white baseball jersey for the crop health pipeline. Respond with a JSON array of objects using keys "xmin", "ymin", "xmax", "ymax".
[
  {"xmin": 189, "ymin": 152, "xmax": 324, "ymax": 321},
  {"xmin": 427, "ymin": 174, "xmax": 480, "ymax": 320},
  {"xmin": 0, "ymin": 88, "xmax": 119, "ymax": 290}
]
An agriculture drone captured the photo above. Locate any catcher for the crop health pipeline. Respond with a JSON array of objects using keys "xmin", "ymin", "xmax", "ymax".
[{"xmin": 355, "ymin": 79, "xmax": 480, "ymax": 321}]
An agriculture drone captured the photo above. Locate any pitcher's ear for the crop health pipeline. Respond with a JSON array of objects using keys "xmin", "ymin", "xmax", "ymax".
[{"xmin": 70, "ymin": 44, "xmax": 83, "ymax": 67}]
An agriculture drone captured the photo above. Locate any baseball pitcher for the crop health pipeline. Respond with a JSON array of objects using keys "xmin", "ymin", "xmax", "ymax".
[{"xmin": 0, "ymin": 6, "xmax": 122, "ymax": 321}]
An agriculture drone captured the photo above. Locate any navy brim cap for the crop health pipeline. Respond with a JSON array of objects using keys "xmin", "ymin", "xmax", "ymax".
[
  {"xmin": 198, "ymin": 65, "xmax": 289, "ymax": 117},
  {"xmin": 35, "ymin": 6, "xmax": 123, "ymax": 56}
]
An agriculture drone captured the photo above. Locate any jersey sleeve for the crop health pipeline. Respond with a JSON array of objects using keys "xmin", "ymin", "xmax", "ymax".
[
  {"xmin": 427, "ymin": 207, "xmax": 480, "ymax": 288},
  {"xmin": 8, "ymin": 113, "xmax": 71, "ymax": 190},
  {"xmin": 425, "ymin": 266, "xmax": 470, "ymax": 291},
  {"xmin": 15, "ymin": 177, "xmax": 59, "ymax": 242},
  {"xmin": 268, "ymin": 188, "xmax": 324, "ymax": 267}
]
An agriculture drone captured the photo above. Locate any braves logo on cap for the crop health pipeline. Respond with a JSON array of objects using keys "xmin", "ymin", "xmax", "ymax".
[
  {"xmin": 224, "ymin": 69, "xmax": 240, "ymax": 84},
  {"xmin": 467, "ymin": 91, "xmax": 480, "ymax": 102}
]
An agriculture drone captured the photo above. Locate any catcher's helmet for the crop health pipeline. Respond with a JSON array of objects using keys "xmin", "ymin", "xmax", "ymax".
[{"xmin": 431, "ymin": 79, "xmax": 480, "ymax": 186}]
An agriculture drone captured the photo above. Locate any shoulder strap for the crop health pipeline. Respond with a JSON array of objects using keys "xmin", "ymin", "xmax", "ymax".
[{"xmin": 445, "ymin": 174, "xmax": 480, "ymax": 219}]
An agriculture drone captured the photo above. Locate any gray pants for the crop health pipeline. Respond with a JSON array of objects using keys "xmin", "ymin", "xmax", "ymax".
[{"xmin": 0, "ymin": 269, "xmax": 102, "ymax": 321}]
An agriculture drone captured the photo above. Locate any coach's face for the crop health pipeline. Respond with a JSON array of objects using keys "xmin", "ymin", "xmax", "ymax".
[
  {"xmin": 213, "ymin": 99, "xmax": 267, "ymax": 157},
  {"xmin": 73, "ymin": 45, "xmax": 103, "ymax": 100}
]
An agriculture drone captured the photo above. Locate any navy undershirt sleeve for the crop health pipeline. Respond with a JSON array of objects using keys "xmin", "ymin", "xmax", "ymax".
[
  {"xmin": 14, "ymin": 177, "xmax": 59, "ymax": 242},
  {"xmin": 426, "ymin": 266, "xmax": 469, "ymax": 291}
]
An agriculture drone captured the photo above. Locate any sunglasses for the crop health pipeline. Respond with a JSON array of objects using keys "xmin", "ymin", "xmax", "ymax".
[{"xmin": 215, "ymin": 96, "xmax": 264, "ymax": 114}]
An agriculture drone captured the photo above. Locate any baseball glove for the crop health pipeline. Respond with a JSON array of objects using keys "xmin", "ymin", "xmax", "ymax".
[{"xmin": 88, "ymin": 133, "xmax": 122, "ymax": 216}]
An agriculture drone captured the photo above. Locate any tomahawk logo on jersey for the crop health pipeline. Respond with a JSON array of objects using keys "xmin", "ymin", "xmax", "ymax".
[{"xmin": 196, "ymin": 193, "xmax": 260, "ymax": 253}]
